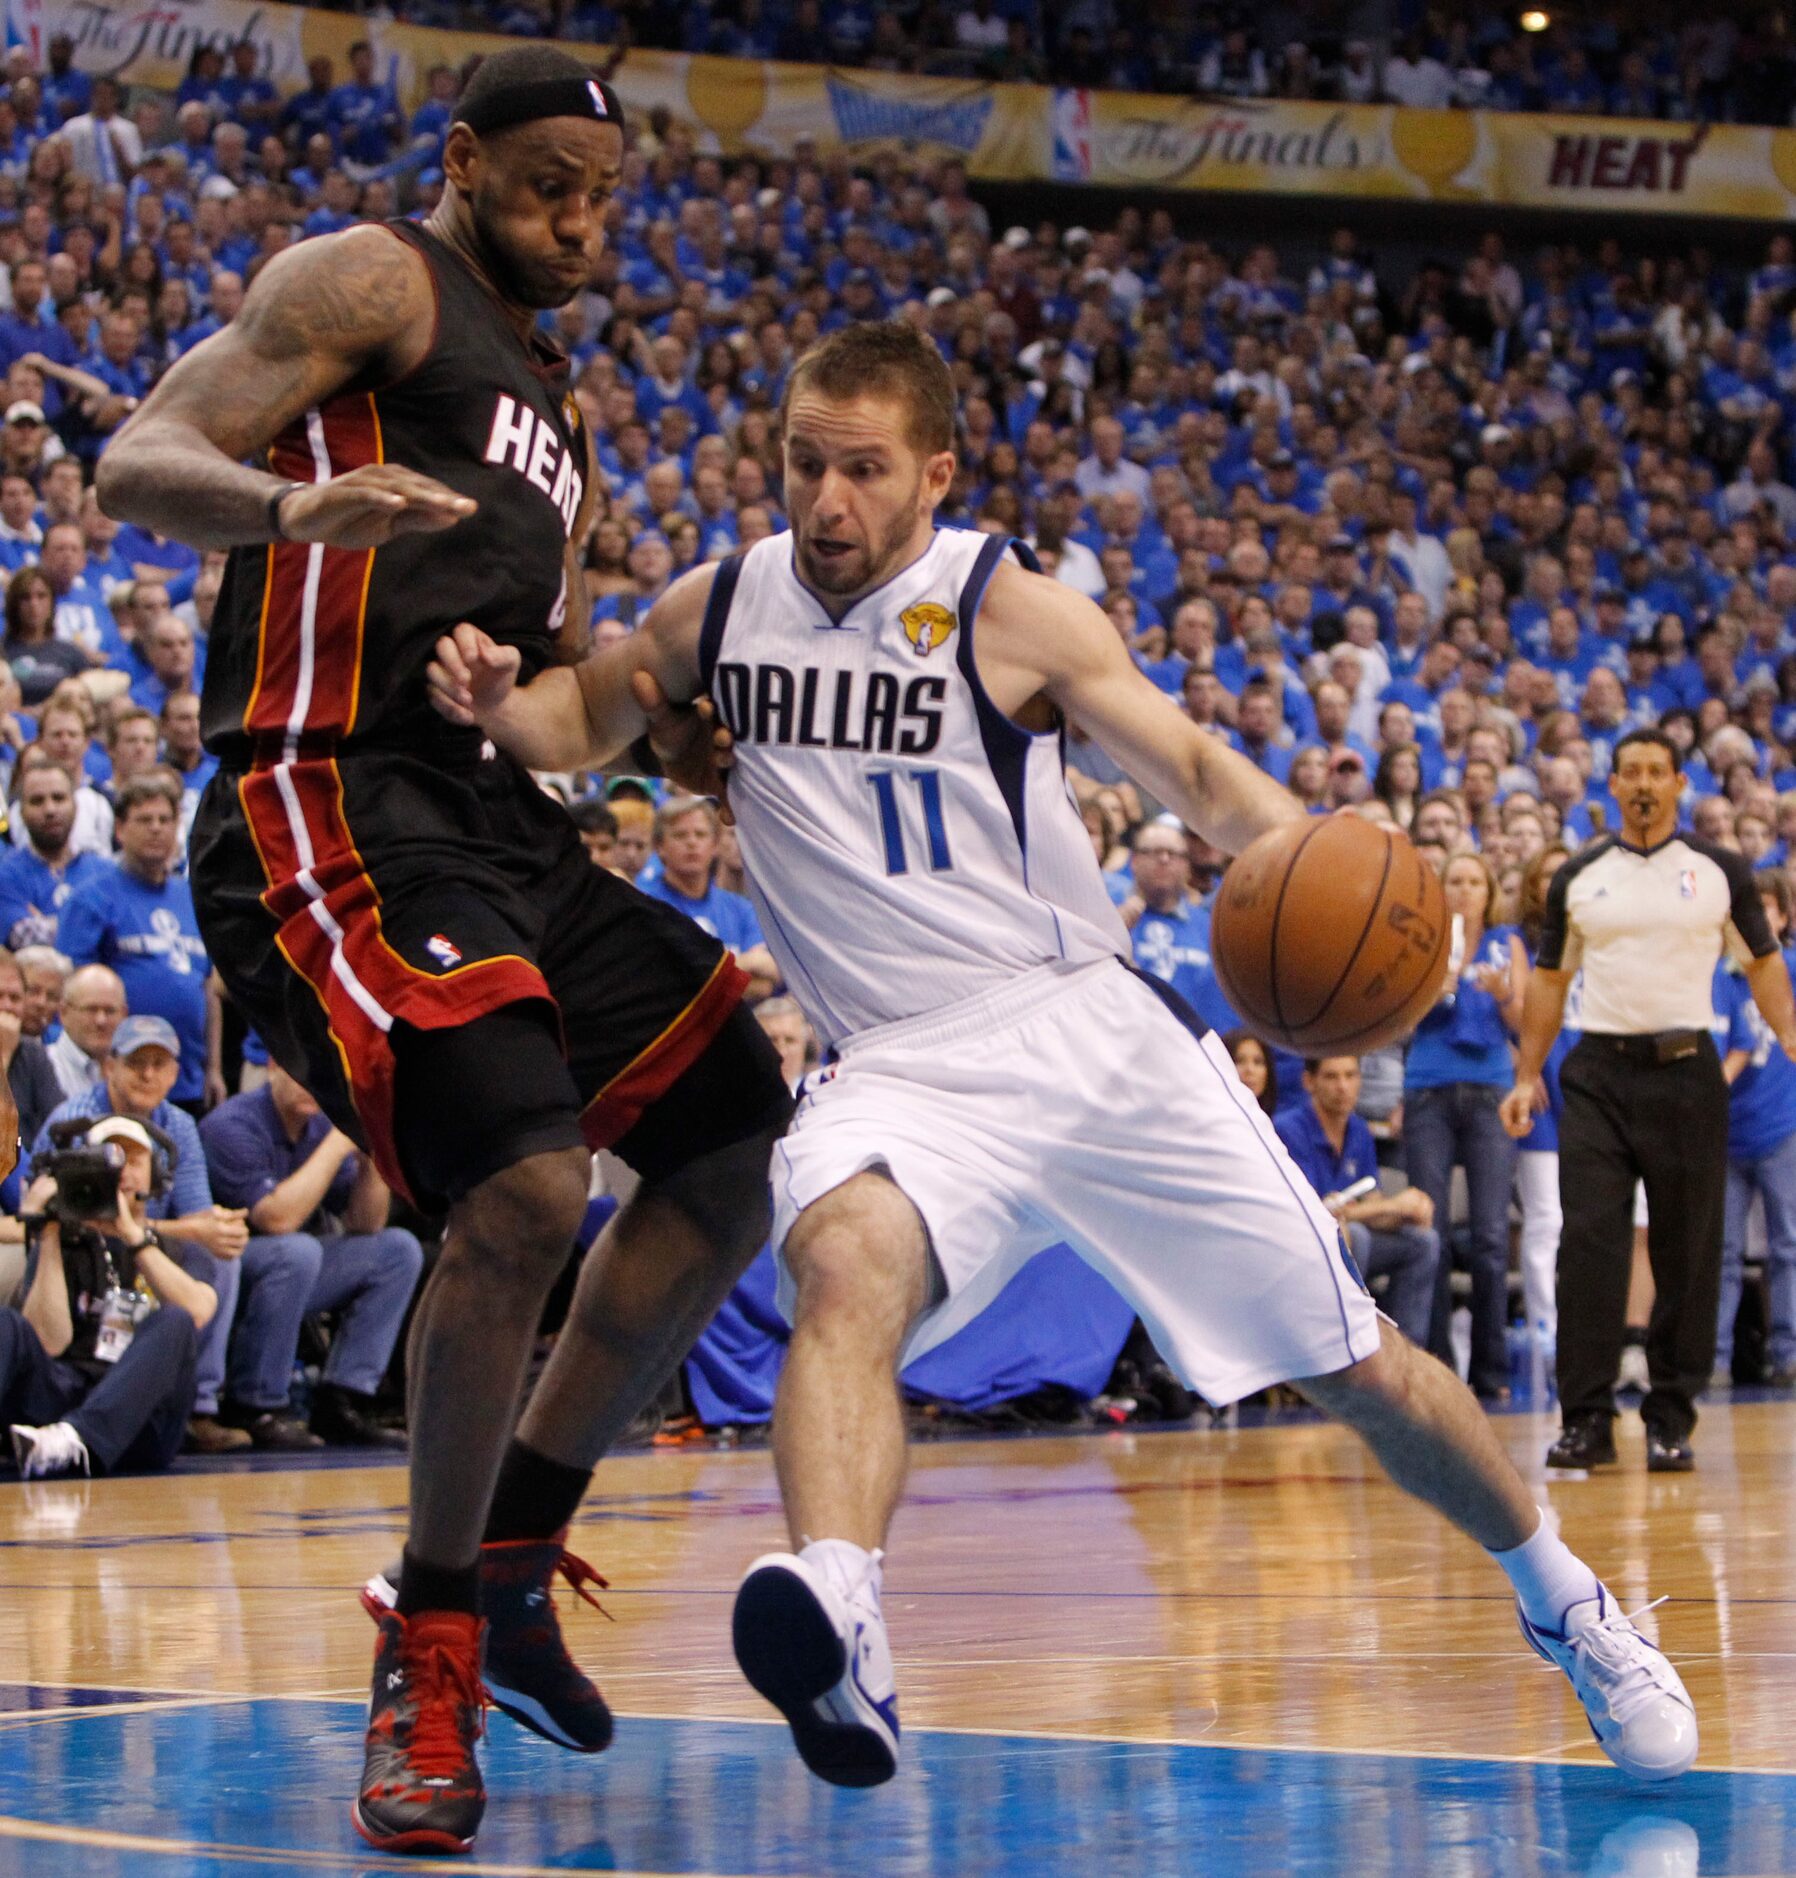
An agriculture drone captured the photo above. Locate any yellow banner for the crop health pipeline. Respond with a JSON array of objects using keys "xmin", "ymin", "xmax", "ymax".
[{"xmin": 34, "ymin": 0, "xmax": 1796, "ymax": 223}]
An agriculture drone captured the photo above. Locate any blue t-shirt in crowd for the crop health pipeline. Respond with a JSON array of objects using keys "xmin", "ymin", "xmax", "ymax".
[
  {"xmin": 1276, "ymin": 1100, "xmax": 1379, "ymax": 1202},
  {"xmin": 201, "ymin": 1084, "xmax": 357, "ymax": 1227},
  {"xmin": 1715, "ymin": 964, "xmax": 1796, "ymax": 1162},
  {"xmin": 1131, "ymin": 895, "xmax": 1232, "ymax": 1029},
  {"xmin": 57, "ymin": 863, "xmax": 209, "ymax": 1103},
  {"xmin": 0, "ymin": 846, "xmax": 105, "ymax": 950},
  {"xmin": 1404, "ymin": 924, "xmax": 1518, "ymax": 1092},
  {"xmin": 636, "ymin": 873, "xmax": 765, "ymax": 953}
]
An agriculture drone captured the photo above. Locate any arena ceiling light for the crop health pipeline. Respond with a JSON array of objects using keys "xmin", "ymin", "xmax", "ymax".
[{"xmin": 1519, "ymin": 8, "xmax": 1550, "ymax": 29}]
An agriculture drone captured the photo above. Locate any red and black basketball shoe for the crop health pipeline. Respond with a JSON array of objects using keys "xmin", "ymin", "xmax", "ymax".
[
  {"xmin": 363, "ymin": 1533, "xmax": 614, "ymax": 1754},
  {"xmin": 353, "ymin": 1609, "xmax": 487, "ymax": 1855}
]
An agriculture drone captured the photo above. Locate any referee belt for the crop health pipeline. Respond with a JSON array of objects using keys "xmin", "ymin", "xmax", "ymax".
[{"xmin": 1579, "ymin": 1030, "xmax": 1709, "ymax": 1065}]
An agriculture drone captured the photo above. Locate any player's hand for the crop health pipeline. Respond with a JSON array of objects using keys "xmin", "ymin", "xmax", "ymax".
[
  {"xmin": 277, "ymin": 466, "xmax": 476, "ymax": 549},
  {"xmin": 428, "ymin": 624, "xmax": 521, "ymax": 727},
  {"xmin": 630, "ymin": 669, "xmax": 736, "ymax": 817},
  {"xmin": 1499, "ymin": 1081, "xmax": 1538, "ymax": 1139}
]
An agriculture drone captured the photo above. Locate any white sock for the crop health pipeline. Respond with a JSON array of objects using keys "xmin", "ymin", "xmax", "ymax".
[
  {"xmin": 1491, "ymin": 1509, "xmax": 1603, "ymax": 1632},
  {"xmin": 800, "ymin": 1537, "xmax": 884, "ymax": 1618}
]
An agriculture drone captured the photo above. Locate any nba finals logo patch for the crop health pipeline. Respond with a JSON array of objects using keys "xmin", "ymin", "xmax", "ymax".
[
  {"xmin": 900, "ymin": 601, "xmax": 956, "ymax": 658},
  {"xmin": 426, "ymin": 934, "xmax": 463, "ymax": 969}
]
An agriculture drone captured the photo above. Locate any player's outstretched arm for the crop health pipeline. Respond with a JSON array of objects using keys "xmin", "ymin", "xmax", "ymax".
[
  {"xmin": 978, "ymin": 562, "xmax": 1306, "ymax": 855},
  {"xmin": 97, "ymin": 226, "xmax": 474, "ymax": 551},
  {"xmin": 430, "ymin": 564, "xmax": 717, "ymax": 783}
]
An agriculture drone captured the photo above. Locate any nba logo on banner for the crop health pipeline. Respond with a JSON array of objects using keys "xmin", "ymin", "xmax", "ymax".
[
  {"xmin": 4, "ymin": 0, "xmax": 42, "ymax": 64},
  {"xmin": 1679, "ymin": 869, "xmax": 1697, "ymax": 899},
  {"xmin": 1051, "ymin": 89, "xmax": 1092, "ymax": 183}
]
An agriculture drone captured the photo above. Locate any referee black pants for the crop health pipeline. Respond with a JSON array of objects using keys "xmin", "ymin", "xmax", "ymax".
[{"xmin": 1556, "ymin": 1034, "xmax": 1728, "ymax": 1440}]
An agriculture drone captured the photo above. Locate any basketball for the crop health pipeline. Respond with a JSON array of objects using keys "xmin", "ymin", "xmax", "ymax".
[{"xmin": 1210, "ymin": 815, "xmax": 1451, "ymax": 1055}]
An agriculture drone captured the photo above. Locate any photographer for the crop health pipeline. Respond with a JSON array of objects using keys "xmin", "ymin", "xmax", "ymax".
[
  {"xmin": 35, "ymin": 1016, "xmax": 250, "ymax": 1454},
  {"xmin": 3, "ymin": 1116, "xmax": 214, "ymax": 1477}
]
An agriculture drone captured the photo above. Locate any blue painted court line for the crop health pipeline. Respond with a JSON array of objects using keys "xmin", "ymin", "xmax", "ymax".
[{"xmin": 0, "ymin": 1693, "xmax": 1788, "ymax": 1877}]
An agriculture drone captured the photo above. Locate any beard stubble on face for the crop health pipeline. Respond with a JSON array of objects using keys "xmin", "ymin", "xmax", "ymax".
[{"xmin": 799, "ymin": 473, "xmax": 923, "ymax": 597}]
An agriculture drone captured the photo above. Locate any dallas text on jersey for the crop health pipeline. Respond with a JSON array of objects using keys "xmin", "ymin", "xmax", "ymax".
[{"xmin": 712, "ymin": 663, "xmax": 947, "ymax": 756}]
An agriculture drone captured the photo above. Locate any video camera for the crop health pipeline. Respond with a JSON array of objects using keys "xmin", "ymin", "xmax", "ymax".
[{"xmin": 28, "ymin": 1117, "xmax": 179, "ymax": 1229}]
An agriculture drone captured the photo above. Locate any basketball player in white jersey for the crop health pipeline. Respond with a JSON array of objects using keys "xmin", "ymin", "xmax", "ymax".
[{"xmin": 427, "ymin": 324, "xmax": 1695, "ymax": 1790}]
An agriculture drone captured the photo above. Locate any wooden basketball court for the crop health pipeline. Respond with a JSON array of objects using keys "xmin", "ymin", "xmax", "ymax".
[{"xmin": 0, "ymin": 1398, "xmax": 1790, "ymax": 1875}]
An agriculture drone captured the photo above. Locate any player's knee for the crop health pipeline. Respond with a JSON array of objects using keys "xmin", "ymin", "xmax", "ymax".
[
  {"xmin": 451, "ymin": 1146, "xmax": 592, "ymax": 1292},
  {"xmin": 1294, "ymin": 1325, "xmax": 1416, "ymax": 1425},
  {"xmin": 787, "ymin": 1178, "xmax": 929, "ymax": 1339}
]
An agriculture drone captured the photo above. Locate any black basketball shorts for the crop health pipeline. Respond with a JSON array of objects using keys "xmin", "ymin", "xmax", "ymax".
[{"xmin": 190, "ymin": 748, "xmax": 790, "ymax": 1211}]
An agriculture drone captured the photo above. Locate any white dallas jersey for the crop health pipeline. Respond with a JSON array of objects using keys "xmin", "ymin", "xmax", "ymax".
[{"xmin": 701, "ymin": 528, "xmax": 1129, "ymax": 1047}]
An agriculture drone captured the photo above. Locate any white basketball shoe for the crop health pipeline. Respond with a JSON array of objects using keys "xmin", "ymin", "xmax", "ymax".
[
  {"xmin": 732, "ymin": 1550, "xmax": 899, "ymax": 1787},
  {"xmin": 1518, "ymin": 1586, "xmax": 1698, "ymax": 1781},
  {"xmin": 10, "ymin": 1423, "xmax": 90, "ymax": 1479}
]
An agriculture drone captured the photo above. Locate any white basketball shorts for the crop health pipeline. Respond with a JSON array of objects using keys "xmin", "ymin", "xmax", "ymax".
[{"xmin": 770, "ymin": 958, "xmax": 1382, "ymax": 1404}]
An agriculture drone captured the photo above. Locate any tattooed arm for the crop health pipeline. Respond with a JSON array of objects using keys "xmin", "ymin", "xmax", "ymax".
[{"xmin": 96, "ymin": 225, "xmax": 476, "ymax": 552}]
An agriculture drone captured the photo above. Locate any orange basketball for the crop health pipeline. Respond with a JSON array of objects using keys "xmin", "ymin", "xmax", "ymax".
[{"xmin": 1210, "ymin": 816, "xmax": 1450, "ymax": 1055}]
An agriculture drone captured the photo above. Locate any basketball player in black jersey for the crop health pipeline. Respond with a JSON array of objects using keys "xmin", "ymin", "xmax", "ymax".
[{"xmin": 98, "ymin": 48, "xmax": 791, "ymax": 1855}]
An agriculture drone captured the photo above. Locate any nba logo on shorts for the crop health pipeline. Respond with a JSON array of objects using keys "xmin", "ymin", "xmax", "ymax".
[
  {"xmin": 1051, "ymin": 90, "xmax": 1092, "ymax": 183},
  {"xmin": 426, "ymin": 933, "xmax": 463, "ymax": 968},
  {"xmin": 1679, "ymin": 869, "xmax": 1697, "ymax": 899}
]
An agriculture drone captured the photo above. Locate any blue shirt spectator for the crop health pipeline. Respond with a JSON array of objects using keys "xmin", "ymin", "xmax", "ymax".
[
  {"xmin": 34, "ymin": 1025, "xmax": 215, "ymax": 1224},
  {"xmin": 1277, "ymin": 1091, "xmax": 1381, "ymax": 1202},
  {"xmin": 57, "ymin": 783, "xmax": 210, "ymax": 1106}
]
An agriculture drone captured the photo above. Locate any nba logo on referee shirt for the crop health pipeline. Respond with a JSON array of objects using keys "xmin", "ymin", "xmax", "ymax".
[
  {"xmin": 1680, "ymin": 870, "xmax": 1697, "ymax": 899},
  {"xmin": 426, "ymin": 934, "xmax": 462, "ymax": 968}
]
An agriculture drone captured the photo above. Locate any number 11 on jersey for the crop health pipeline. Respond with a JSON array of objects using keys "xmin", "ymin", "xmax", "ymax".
[{"xmin": 867, "ymin": 769, "xmax": 952, "ymax": 876}]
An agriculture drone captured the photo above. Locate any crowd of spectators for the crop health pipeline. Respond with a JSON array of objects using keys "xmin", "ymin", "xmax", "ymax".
[
  {"xmin": 0, "ymin": 23, "xmax": 1791, "ymax": 1458},
  {"xmin": 307, "ymin": 2, "xmax": 1793, "ymax": 127}
]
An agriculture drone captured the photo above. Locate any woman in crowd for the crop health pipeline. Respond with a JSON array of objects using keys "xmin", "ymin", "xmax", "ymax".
[
  {"xmin": 1286, "ymin": 743, "xmax": 1331, "ymax": 812},
  {"xmin": 1404, "ymin": 850, "xmax": 1528, "ymax": 1402},
  {"xmin": 1374, "ymin": 740, "xmax": 1424, "ymax": 830},
  {"xmin": 4, "ymin": 566, "xmax": 92, "ymax": 705},
  {"xmin": 583, "ymin": 514, "xmax": 636, "ymax": 606},
  {"xmin": 1224, "ymin": 1030, "xmax": 1278, "ymax": 1118}
]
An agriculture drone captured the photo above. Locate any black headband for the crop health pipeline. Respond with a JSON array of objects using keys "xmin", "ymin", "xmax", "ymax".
[{"xmin": 459, "ymin": 73, "xmax": 624, "ymax": 139}]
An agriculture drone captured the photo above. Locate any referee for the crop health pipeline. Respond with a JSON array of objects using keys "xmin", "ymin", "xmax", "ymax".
[{"xmin": 1501, "ymin": 728, "xmax": 1796, "ymax": 1473}]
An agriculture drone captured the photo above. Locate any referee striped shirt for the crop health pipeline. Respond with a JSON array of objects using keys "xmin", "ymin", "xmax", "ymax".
[{"xmin": 1538, "ymin": 834, "xmax": 1774, "ymax": 1036}]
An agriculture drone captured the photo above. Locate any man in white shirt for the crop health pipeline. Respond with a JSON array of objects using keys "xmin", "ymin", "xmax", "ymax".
[
  {"xmin": 1383, "ymin": 38, "xmax": 1454, "ymax": 108},
  {"xmin": 1387, "ymin": 497, "xmax": 1453, "ymax": 621},
  {"xmin": 59, "ymin": 76, "xmax": 143, "ymax": 187},
  {"xmin": 46, "ymin": 963, "xmax": 125, "ymax": 1101}
]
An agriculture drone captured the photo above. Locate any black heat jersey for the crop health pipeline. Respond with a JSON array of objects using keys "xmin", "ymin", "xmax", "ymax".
[
  {"xmin": 203, "ymin": 219, "xmax": 585, "ymax": 766},
  {"xmin": 190, "ymin": 218, "xmax": 790, "ymax": 1211}
]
